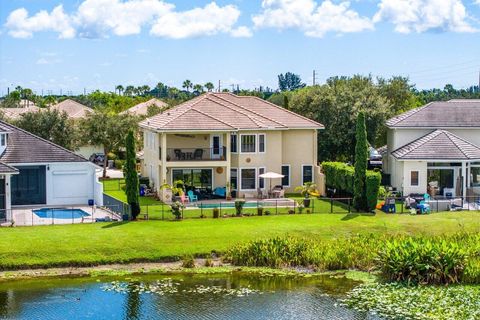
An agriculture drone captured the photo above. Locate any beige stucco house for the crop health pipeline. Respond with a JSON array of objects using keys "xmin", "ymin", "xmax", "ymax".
[
  {"xmin": 139, "ymin": 92, "xmax": 324, "ymax": 201},
  {"xmin": 384, "ymin": 99, "xmax": 480, "ymax": 199}
]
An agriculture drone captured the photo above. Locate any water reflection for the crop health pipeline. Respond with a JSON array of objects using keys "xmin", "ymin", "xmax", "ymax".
[{"xmin": 0, "ymin": 273, "xmax": 374, "ymax": 320}]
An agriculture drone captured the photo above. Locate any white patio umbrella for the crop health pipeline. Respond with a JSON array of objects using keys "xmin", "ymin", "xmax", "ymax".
[{"xmin": 259, "ymin": 172, "xmax": 284, "ymax": 193}]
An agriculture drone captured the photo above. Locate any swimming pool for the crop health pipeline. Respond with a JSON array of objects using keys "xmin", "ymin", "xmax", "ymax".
[{"xmin": 33, "ymin": 208, "xmax": 90, "ymax": 219}]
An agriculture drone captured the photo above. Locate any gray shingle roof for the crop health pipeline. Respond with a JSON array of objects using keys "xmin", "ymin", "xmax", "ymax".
[
  {"xmin": 140, "ymin": 93, "xmax": 324, "ymax": 131},
  {"xmin": 392, "ymin": 130, "xmax": 480, "ymax": 160},
  {"xmin": 0, "ymin": 162, "xmax": 19, "ymax": 174},
  {"xmin": 387, "ymin": 100, "xmax": 480, "ymax": 128},
  {"xmin": 0, "ymin": 121, "xmax": 88, "ymax": 164}
]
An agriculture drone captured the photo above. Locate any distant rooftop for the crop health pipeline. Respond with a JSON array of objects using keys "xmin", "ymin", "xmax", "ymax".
[
  {"xmin": 140, "ymin": 92, "xmax": 323, "ymax": 132},
  {"xmin": 120, "ymin": 98, "xmax": 167, "ymax": 116},
  {"xmin": 51, "ymin": 99, "xmax": 93, "ymax": 119},
  {"xmin": 387, "ymin": 99, "xmax": 480, "ymax": 128}
]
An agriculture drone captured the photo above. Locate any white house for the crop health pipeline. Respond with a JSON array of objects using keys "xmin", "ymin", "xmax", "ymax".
[
  {"xmin": 383, "ymin": 99, "xmax": 480, "ymax": 199},
  {"xmin": 0, "ymin": 121, "xmax": 103, "ymax": 222}
]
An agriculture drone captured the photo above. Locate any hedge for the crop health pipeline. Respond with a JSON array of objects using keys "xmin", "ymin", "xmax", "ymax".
[{"xmin": 322, "ymin": 161, "xmax": 381, "ymax": 211}]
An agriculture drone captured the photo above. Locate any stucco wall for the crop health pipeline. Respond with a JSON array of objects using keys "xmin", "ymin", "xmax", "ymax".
[
  {"xmin": 75, "ymin": 144, "xmax": 104, "ymax": 160},
  {"xmin": 401, "ymin": 161, "xmax": 428, "ymax": 195}
]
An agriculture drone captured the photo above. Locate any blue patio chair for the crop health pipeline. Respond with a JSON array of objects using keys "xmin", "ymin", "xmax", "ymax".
[{"xmin": 187, "ymin": 190, "xmax": 198, "ymax": 202}]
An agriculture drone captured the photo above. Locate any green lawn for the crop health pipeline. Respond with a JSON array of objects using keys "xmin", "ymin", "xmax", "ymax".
[{"xmin": 1, "ymin": 211, "xmax": 480, "ymax": 270}]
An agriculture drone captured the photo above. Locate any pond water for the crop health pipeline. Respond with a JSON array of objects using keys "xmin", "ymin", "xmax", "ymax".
[{"xmin": 0, "ymin": 272, "xmax": 377, "ymax": 320}]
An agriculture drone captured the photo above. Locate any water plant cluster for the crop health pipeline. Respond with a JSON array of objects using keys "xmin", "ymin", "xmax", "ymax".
[
  {"xmin": 225, "ymin": 233, "xmax": 480, "ymax": 285},
  {"xmin": 102, "ymin": 278, "xmax": 262, "ymax": 297},
  {"xmin": 341, "ymin": 283, "xmax": 480, "ymax": 320}
]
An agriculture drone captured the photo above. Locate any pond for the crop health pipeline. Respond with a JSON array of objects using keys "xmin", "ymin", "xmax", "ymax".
[{"xmin": 0, "ymin": 272, "xmax": 377, "ymax": 320}]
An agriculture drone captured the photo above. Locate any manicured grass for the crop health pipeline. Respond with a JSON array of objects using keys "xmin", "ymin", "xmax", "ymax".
[{"xmin": 0, "ymin": 211, "xmax": 479, "ymax": 270}]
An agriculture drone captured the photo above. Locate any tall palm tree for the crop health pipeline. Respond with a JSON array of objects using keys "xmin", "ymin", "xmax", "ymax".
[
  {"xmin": 193, "ymin": 84, "xmax": 204, "ymax": 93},
  {"xmin": 116, "ymin": 85, "xmax": 124, "ymax": 95},
  {"xmin": 204, "ymin": 82, "xmax": 214, "ymax": 92},
  {"xmin": 182, "ymin": 80, "xmax": 193, "ymax": 92},
  {"xmin": 142, "ymin": 85, "xmax": 151, "ymax": 96},
  {"xmin": 125, "ymin": 85, "xmax": 135, "ymax": 96}
]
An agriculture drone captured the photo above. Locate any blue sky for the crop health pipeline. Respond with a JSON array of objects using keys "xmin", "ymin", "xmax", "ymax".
[{"xmin": 1, "ymin": 0, "xmax": 480, "ymax": 95}]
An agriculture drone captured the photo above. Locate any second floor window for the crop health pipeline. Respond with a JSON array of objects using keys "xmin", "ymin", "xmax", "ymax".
[
  {"xmin": 241, "ymin": 135, "xmax": 256, "ymax": 153},
  {"xmin": 258, "ymin": 134, "xmax": 265, "ymax": 153},
  {"xmin": 231, "ymin": 134, "xmax": 238, "ymax": 153}
]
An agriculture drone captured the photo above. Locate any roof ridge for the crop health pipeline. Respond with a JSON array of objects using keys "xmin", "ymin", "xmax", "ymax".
[
  {"xmin": 387, "ymin": 102, "xmax": 433, "ymax": 127},
  {"xmin": 189, "ymin": 107, "xmax": 236, "ymax": 129},
  {"xmin": 443, "ymin": 130, "xmax": 480, "ymax": 158},
  {"xmin": 392, "ymin": 129, "xmax": 442, "ymax": 157},
  {"xmin": 249, "ymin": 95, "xmax": 325, "ymax": 128},
  {"xmin": 153, "ymin": 95, "xmax": 207, "ymax": 128},
  {"xmin": 0, "ymin": 161, "xmax": 19, "ymax": 172},
  {"xmin": 0, "ymin": 120, "xmax": 88, "ymax": 162},
  {"xmin": 206, "ymin": 95, "xmax": 268, "ymax": 128},
  {"xmin": 213, "ymin": 94, "xmax": 287, "ymax": 127}
]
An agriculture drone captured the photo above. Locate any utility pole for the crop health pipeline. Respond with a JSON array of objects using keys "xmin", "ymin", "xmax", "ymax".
[
  {"xmin": 218, "ymin": 80, "xmax": 221, "ymax": 92},
  {"xmin": 313, "ymin": 70, "xmax": 317, "ymax": 86}
]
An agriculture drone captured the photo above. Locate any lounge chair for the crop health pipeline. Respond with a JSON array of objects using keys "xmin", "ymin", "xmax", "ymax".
[
  {"xmin": 187, "ymin": 190, "xmax": 198, "ymax": 202},
  {"xmin": 180, "ymin": 193, "xmax": 189, "ymax": 205},
  {"xmin": 193, "ymin": 149, "xmax": 204, "ymax": 160}
]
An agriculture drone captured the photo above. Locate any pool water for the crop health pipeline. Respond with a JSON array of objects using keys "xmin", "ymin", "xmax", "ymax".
[
  {"xmin": 0, "ymin": 272, "xmax": 373, "ymax": 320},
  {"xmin": 33, "ymin": 208, "xmax": 90, "ymax": 219}
]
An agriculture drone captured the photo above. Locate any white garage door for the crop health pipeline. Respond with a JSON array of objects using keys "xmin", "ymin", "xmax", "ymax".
[{"xmin": 52, "ymin": 171, "xmax": 89, "ymax": 199}]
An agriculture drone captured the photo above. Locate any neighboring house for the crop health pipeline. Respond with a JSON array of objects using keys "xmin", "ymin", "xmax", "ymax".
[
  {"xmin": 120, "ymin": 98, "xmax": 167, "ymax": 117},
  {"xmin": 0, "ymin": 105, "xmax": 40, "ymax": 120},
  {"xmin": 51, "ymin": 99, "xmax": 93, "ymax": 119},
  {"xmin": 0, "ymin": 121, "xmax": 103, "ymax": 222},
  {"xmin": 384, "ymin": 99, "xmax": 480, "ymax": 199},
  {"xmin": 51, "ymin": 99, "xmax": 103, "ymax": 159},
  {"xmin": 140, "ymin": 92, "xmax": 324, "ymax": 201}
]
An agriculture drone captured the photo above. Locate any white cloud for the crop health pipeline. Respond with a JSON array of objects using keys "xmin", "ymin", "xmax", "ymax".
[
  {"xmin": 150, "ymin": 2, "xmax": 241, "ymax": 38},
  {"xmin": 5, "ymin": 5, "xmax": 75, "ymax": 39},
  {"xmin": 252, "ymin": 0, "xmax": 373, "ymax": 37},
  {"xmin": 4, "ymin": 0, "xmax": 248, "ymax": 39},
  {"xmin": 373, "ymin": 0, "xmax": 477, "ymax": 33}
]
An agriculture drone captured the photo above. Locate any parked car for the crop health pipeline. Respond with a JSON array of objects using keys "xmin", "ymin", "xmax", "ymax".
[
  {"xmin": 89, "ymin": 153, "xmax": 105, "ymax": 166},
  {"xmin": 368, "ymin": 147, "xmax": 382, "ymax": 169}
]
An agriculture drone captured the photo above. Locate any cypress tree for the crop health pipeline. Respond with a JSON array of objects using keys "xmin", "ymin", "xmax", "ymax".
[
  {"xmin": 283, "ymin": 95, "xmax": 289, "ymax": 109},
  {"xmin": 353, "ymin": 112, "xmax": 368, "ymax": 211},
  {"xmin": 125, "ymin": 130, "xmax": 140, "ymax": 219}
]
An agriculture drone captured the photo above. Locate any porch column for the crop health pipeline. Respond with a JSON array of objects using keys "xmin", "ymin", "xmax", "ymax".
[
  {"xmin": 462, "ymin": 162, "xmax": 467, "ymax": 199},
  {"xmin": 225, "ymin": 132, "xmax": 231, "ymax": 198},
  {"xmin": 160, "ymin": 133, "xmax": 167, "ymax": 185},
  {"xmin": 466, "ymin": 162, "xmax": 471, "ymax": 190},
  {"xmin": 5, "ymin": 175, "xmax": 11, "ymax": 221}
]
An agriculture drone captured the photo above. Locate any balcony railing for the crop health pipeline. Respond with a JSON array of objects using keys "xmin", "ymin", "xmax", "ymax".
[{"xmin": 166, "ymin": 147, "xmax": 227, "ymax": 161}]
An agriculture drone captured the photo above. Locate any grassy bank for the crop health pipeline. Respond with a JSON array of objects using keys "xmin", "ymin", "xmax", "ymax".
[{"xmin": 1, "ymin": 211, "xmax": 480, "ymax": 270}]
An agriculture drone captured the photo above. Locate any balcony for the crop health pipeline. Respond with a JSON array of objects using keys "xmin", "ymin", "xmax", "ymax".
[{"xmin": 165, "ymin": 147, "xmax": 227, "ymax": 162}]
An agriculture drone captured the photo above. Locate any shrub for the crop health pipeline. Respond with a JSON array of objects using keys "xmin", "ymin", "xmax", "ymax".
[
  {"xmin": 366, "ymin": 171, "xmax": 381, "ymax": 211},
  {"xmin": 170, "ymin": 201, "xmax": 184, "ymax": 220},
  {"xmin": 353, "ymin": 112, "xmax": 368, "ymax": 211},
  {"xmin": 114, "ymin": 159, "xmax": 125, "ymax": 170},
  {"xmin": 204, "ymin": 258, "xmax": 214, "ymax": 267},
  {"xmin": 235, "ymin": 200, "xmax": 245, "ymax": 216},
  {"xmin": 139, "ymin": 176, "xmax": 150, "ymax": 186},
  {"xmin": 107, "ymin": 152, "xmax": 117, "ymax": 160},
  {"xmin": 181, "ymin": 255, "xmax": 195, "ymax": 268},
  {"xmin": 377, "ymin": 237, "xmax": 468, "ymax": 285},
  {"xmin": 257, "ymin": 206, "xmax": 263, "ymax": 216}
]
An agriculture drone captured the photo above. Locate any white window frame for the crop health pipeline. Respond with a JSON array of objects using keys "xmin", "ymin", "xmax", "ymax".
[
  {"xmin": 0, "ymin": 134, "xmax": 5, "ymax": 147},
  {"xmin": 230, "ymin": 168, "xmax": 238, "ymax": 190},
  {"xmin": 171, "ymin": 168, "xmax": 215, "ymax": 189},
  {"xmin": 410, "ymin": 170, "xmax": 419, "ymax": 186},
  {"xmin": 258, "ymin": 167, "xmax": 266, "ymax": 190},
  {"xmin": 301, "ymin": 164, "xmax": 314, "ymax": 185},
  {"xmin": 258, "ymin": 134, "xmax": 266, "ymax": 153},
  {"xmin": 240, "ymin": 167, "xmax": 257, "ymax": 191},
  {"xmin": 281, "ymin": 164, "xmax": 290, "ymax": 188},
  {"xmin": 240, "ymin": 134, "xmax": 257, "ymax": 154},
  {"xmin": 230, "ymin": 134, "xmax": 238, "ymax": 153}
]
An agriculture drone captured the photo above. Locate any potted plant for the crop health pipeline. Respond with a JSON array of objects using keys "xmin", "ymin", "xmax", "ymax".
[
  {"xmin": 213, "ymin": 207, "xmax": 220, "ymax": 218},
  {"xmin": 170, "ymin": 201, "xmax": 185, "ymax": 220},
  {"xmin": 257, "ymin": 205, "xmax": 263, "ymax": 216},
  {"xmin": 295, "ymin": 182, "xmax": 317, "ymax": 208},
  {"xmin": 235, "ymin": 199, "xmax": 245, "ymax": 217}
]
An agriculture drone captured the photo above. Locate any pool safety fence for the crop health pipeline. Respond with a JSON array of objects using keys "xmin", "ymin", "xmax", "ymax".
[{"xmin": 2, "ymin": 205, "xmax": 123, "ymax": 227}]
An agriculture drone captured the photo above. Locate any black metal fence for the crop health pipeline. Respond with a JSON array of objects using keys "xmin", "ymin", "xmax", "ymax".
[{"xmin": 378, "ymin": 195, "xmax": 480, "ymax": 214}]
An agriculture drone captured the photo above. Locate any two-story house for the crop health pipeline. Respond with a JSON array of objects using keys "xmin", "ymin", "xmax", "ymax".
[
  {"xmin": 139, "ymin": 92, "xmax": 324, "ymax": 201},
  {"xmin": 384, "ymin": 99, "xmax": 480, "ymax": 199}
]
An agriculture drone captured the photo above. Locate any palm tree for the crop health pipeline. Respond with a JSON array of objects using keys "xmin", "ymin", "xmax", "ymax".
[
  {"xmin": 125, "ymin": 85, "xmax": 135, "ymax": 96},
  {"xmin": 204, "ymin": 82, "xmax": 214, "ymax": 92},
  {"xmin": 168, "ymin": 87, "xmax": 179, "ymax": 99},
  {"xmin": 182, "ymin": 80, "xmax": 193, "ymax": 92},
  {"xmin": 116, "ymin": 85, "xmax": 124, "ymax": 95},
  {"xmin": 141, "ymin": 85, "xmax": 151, "ymax": 96},
  {"xmin": 193, "ymin": 84, "xmax": 204, "ymax": 93}
]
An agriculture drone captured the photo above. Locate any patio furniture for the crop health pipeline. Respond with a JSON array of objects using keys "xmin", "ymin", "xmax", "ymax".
[
  {"xmin": 382, "ymin": 198, "xmax": 396, "ymax": 213},
  {"xmin": 212, "ymin": 187, "xmax": 226, "ymax": 198},
  {"xmin": 180, "ymin": 194, "xmax": 189, "ymax": 205},
  {"xmin": 187, "ymin": 190, "xmax": 198, "ymax": 202},
  {"xmin": 450, "ymin": 198, "xmax": 463, "ymax": 211},
  {"xmin": 193, "ymin": 149, "xmax": 203, "ymax": 160},
  {"xmin": 257, "ymin": 188, "xmax": 266, "ymax": 199}
]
